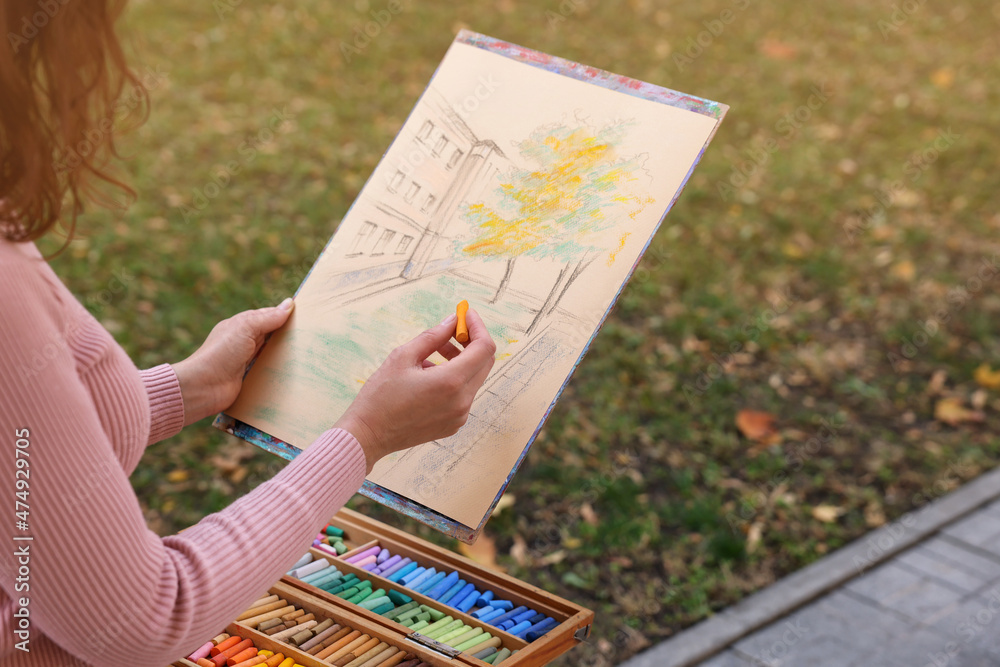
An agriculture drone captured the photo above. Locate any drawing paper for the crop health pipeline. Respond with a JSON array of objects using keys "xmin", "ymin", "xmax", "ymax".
[{"xmin": 218, "ymin": 31, "xmax": 727, "ymax": 541}]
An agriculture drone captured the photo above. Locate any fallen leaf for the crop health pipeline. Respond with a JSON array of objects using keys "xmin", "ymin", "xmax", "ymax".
[
  {"xmin": 491, "ymin": 493, "xmax": 516, "ymax": 517},
  {"xmin": 927, "ymin": 369, "xmax": 948, "ymax": 395},
  {"xmin": 736, "ymin": 410, "xmax": 780, "ymax": 445},
  {"xmin": 930, "ymin": 67, "xmax": 955, "ymax": 89},
  {"xmin": 864, "ymin": 502, "xmax": 886, "ymax": 527},
  {"xmin": 509, "ymin": 534, "xmax": 529, "ymax": 568},
  {"xmin": 759, "ymin": 38, "xmax": 797, "ymax": 60},
  {"xmin": 811, "ymin": 505, "xmax": 846, "ymax": 523},
  {"xmin": 540, "ymin": 550, "xmax": 566, "ymax": 566},
  {"xmin": 580, "ymin": 502, "xmax": 599, "ymax": 527},
  {"xmin": 890, "ymin": 260, "xmax": 916, "ymax": 281},
  {"xmin": 974, "ymin": 364, "xmax": 1000, "ymax": 390},
  {"xmin": 166, "ymin": 470, "xmax": 189, "ymax": 483},
  {"xmin": 746, "ymin": 520, "xmax": 764, "ymax": 554},
  {"xmin": 459, "ymin": 533, "xmax": 504, "ymax": 572},
  {"xmin": 934, "ymin": 397, "xmax": 985, "ymax": 426}
]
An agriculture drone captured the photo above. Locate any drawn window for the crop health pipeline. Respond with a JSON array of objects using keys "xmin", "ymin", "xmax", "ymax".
[
  {"xmin": 388, "ymin": 170, "xmax": 405, "ymax": 193},
  {"xmin": 432, "ymin": 135, "xmax": 449, "ymax": 157},
  {"xmin": 418, "ymin": 121, "xmax": 433, "ymax": 142},
  {"xmin": 371, "ymin": 229, "xmax": 396, "ymax": 256},
  {"xmin": 447, "ymin": 148, "xmax": 464, "ymax": 169},
  {"xmin": 405, "ymin": 181, "xmax": 420, "ymax": 203},
  {"xmin": 421, "ymin": 194, "xmax": 437, "ymax": 213},
  {"xmin": 348, "ymin": 221, "xmax": 377, "ymax": 255},
  {"xmin": 395, "ymin": 235, "xmax": 414, "ymax": 255}
]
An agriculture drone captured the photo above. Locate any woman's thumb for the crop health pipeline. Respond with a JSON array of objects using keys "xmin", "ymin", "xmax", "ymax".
[{"xmin": 246, "ymin": 298, "xmax": 295, "ymax": 336}]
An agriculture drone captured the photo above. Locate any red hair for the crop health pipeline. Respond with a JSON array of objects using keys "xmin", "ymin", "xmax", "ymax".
[{"xmin": 0, "ymin": 0, "xmax": 147, "ymax": 252}]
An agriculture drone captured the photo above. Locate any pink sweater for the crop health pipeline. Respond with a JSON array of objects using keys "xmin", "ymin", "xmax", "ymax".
[{"xmin": 0, "ymin": 239, "xmax": 367, "ymax": 666}]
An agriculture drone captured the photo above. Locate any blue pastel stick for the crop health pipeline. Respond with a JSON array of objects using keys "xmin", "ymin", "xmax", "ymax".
[
  {"xmin": 447, "ymin": 583, "xmax": 477, "ymax": 609},
  {"xmin": 457, "ymin": 590, "xmax": 481, "ymax": 613},
  {"xmin": 508, "ymin": 620, "xmax": 532, "ymax": 637},
  {"xmin": 478, "ymin": 607, "xmax": 506, "ymax": 623},
  {"xmin": 512, "ymin": 609, "xmax": 537, "ymax": 625},
  {"xmin": 525, "ymin": 617, "xmax": 559, "ymax": 641},
  {"xmin": 490, "ymin": 606, "xmax": 527, "ymax": 627},
  {"xmin": 388, "ymin": 562, "xmax": 419, "ymax": 583},
  {"xmin": 400, "ymin": 566, "xmax": 427, "ymax": 586},
  {"xmin": 479, "ymin": 591, "xmax": 495, "ymax": 604},
  {"xmin": 381, "ymin": 557, "xmax": 412, "ymax": 579},
  {"xmin": 439, "ymin": 579, "xmax": 467, "ymax": 604},
  {"xmin": 405, "ymin": 567, "xmax": 436, "ymax": 590},
  {"xmin": 426, "ymin": 571, "xmax": 459, "ymax": 600},
  {"xmin": 499, "ymin": 620, "xmax": 516, "ymax": 631},
  {"xmin": 415, "ymin": 571, "xmax": 447, "ymax": 595},
  {"xmin": 526, "ymin": 612, "xmax": 545, "ymax": 624},
  {"xmin": 490, "ymin": 600, "xmax": 514, "ymax": 611},
  {"xmin": 471, "ymin": 605, "xmax": 497, "ymax": 619}
]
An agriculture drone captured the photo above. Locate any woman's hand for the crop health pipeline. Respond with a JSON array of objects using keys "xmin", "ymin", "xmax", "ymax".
[
  {"xmin": 335, "ymin": 308, "xmax": 497, "ymax": 473},
  {"xmin": 172, "ymin": 298, "xmax": 295, "ymax": 425}
]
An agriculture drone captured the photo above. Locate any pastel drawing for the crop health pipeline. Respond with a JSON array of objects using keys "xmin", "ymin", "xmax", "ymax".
[{"xmin": 218, "ymin": 30, "xmax": 727, "ymax": 542}]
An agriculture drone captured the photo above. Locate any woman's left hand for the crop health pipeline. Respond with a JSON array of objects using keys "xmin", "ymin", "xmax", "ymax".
[{"xmin": 172, "ymin": 298, "xmax": 295, "ymax": 425}]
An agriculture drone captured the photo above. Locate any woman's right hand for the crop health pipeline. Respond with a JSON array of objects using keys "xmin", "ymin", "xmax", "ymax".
[{"xmin": 334, "ymin": 307, "xmax": 497, "ymax": 473}]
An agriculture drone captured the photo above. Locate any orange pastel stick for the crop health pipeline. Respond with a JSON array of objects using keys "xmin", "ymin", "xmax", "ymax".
[
  {"xmin": 455, "ymin": 300, "xmax": 469, "ymax": 344},
  {"xmin": 230, "ymin": 655, "xmax": 267, "ymax": 667},
  {"xmin": 227, "ymin": 647, "xmax": 258, "ymax": 666},
  {"xmin": 211, "ymin": 637, "xmax": 241, "ymax": 656},
  {"xmin": 197, "ymin": 660, "xmax": 215, "ymax": 667}
]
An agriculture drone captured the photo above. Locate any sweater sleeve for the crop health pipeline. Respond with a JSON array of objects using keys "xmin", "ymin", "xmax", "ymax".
[
  {"xmin": 0, "ymin": 266, "xmax": 368, "ymax": 667},
  {"xmin": 139, "ymin": 363, "xmax": 186, "ymax": 445}
]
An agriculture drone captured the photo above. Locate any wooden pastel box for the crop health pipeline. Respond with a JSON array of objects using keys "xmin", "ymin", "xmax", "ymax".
[{"xmin": 170, "ymin": 508, "xmax": 593, "ymax": 667}]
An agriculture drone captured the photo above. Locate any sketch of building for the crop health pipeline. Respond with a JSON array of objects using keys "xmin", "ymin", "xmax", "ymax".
[{"xmin": 321, "ymin": 89, "xmax": 510, "ymax": 303}]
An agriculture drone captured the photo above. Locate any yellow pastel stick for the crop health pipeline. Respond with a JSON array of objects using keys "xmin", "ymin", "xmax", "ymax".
[{"xmin": 456, "ymin": 300, "xmax": 470, "ymax": 344}]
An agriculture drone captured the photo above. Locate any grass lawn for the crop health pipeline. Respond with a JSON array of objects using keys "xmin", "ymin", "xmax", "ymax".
[{"xmin": 37, "ymin": 1, "xmax": 1000, "ymax": 665}]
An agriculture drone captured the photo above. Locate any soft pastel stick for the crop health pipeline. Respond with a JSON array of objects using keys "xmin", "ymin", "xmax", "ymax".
[
  {"xmin": 479, "ymin": 591, "xmax": 495, "ymax": 604},
  {"xmin": 408, "ymin": 620, "xmax": 429, "ymax": 633},
  {"xmin": 425, "ymin": 571, "xmax": 459, "ymax": 600},
  {"xmin": 288, "ymin": 553, "xmax": 312, "ymax": 572},
  {"xmin": 325, "ymin": 525, "xmax": 345, "ymax": 538},
  {"xmin": 388, "ymin": 562, "xmax": 419, "ymax": 583},
  {"xmin": 447, "ymin": 584, "xmax": 476, "ymax": 609},
  {"xmin": 438, "ymin": 579, "xmax": 467, "ymax": 604},
  {"xmin": 387, "ymin": 590, "xmax": 413, "ymax": 606},
  {"xmin": 490, "ymin": 606, "xmax": 527, "ymax": 627},
  {"xmin": 456, "ymin": 300, "xmax": 470, "ymax": 344},
  {"xmin": 414, "ymin": 571, "xmax": 447, "ymax": 595},
  {"xmin": 424, "ymin": 619, "xmax": 463, "ymax": 640},
  {"xmin": 525, "ymin": 612, "xmax": 545, "ymax": 625},
  {"xmin": 437, "ymin": 625, "xmax": 472, "ymax": 644},
  {"xmin": 400, "ymin": 566, "xmax": 428, "ymax": 586},
  {"xmin": 420, "ymin": 615, "xmax": 455, "ymax": 636},
  {"xmin": 477, "ymin": 608, "xmax": 506, "ymax": 624},
  {"xmin": 524, "ymin": 617, "xmax": 558, "ymax": 641},
  {"xmin": 345, "ymin": 546, "xmax": 381, "ymax": 564},
  {"xmin": 405, "ymin": 567, "xmax": 436, "ymax": 590},
  {"xmin": 512, "ymin": 609, "xmax": 537, "ymax": 625},
  {"xmin": 314, "ymin": 543, "xmax": 341, "ymax": 558},
  {"xmin": 456, "ymin": 633, "xmax": 496, "ymax": 653},
  {"xmin": 189, "ymin": 642, "xmax": 215, "ymax": 661},
  {"xmin": 302, "ymin": 568, "xmax": 342, "ymax": 586},
  {"xmin": 360, "ymin": 562, "xmax": 378, "ymax": 572},
  {"xmin": 473, "ymin": 647, "xmax": 499, "ymax": 660},
  {"xmin": 376, "ymin": 548, "xmax": 390, "ymax": 564},
  {"xmin": 448, "ymin": 627, "xmax": 484, "ymax": 648},
  {"xmin": 380, "ymin": 557, "xmax": 412, "ymax": 579},
  {"xmin": 353, "ymin": 555, "xmax": 378, "ymax": 570},
  {"xmin": 490, "ymin": 600, "xmax": 514, "ymax": 611},
  {"xmin": 375, "ymin": 555, "xmax": 402, "ymax": 575},
  {"xmin": 492, "ymin": 648, "xmax": 512, "ymax": 663},
  {"xmin": 507, "ymin": 620, "xmax": 532, "ymax": 637},
  {"xmin": 499, "ymin": 620, "xmax": 515, "ymax": 631},
  {"xmin": 456, "ymin": 590, "xmax": 481, "ymax": 613},
  {"xmin": 369, "ymin": 601, "xmax": 395, "ymax": 616}
]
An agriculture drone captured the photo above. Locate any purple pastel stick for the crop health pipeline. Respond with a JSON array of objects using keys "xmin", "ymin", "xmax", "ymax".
[
  {"xmin": 361, "ymin": 562, "xmax": 378, "ymax": 571},
  {"xmin": 376, "ymin": 554, "xmax": 402, "ymax": 575},
  {"xmin": 377, "ymin": 548, "xmax": 390, "ymax": 564}
]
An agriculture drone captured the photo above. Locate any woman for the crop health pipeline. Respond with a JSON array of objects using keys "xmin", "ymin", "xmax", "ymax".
[{"xmin": 0, "ymin": 1, "xmax": 497, "ymax": 665}]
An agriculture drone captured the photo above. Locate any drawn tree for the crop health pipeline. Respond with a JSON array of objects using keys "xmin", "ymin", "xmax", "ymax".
[{"xmin": 459, "ymin": 119, "xmax": 653, "ymax": 333}]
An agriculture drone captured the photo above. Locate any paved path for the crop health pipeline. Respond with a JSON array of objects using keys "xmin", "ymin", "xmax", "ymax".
[{"xmin": 621, "ymin": 467, "xmax": 1000, "ymax": 667}]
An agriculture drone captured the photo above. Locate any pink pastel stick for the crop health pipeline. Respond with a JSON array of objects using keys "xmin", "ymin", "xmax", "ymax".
[
  {"xmin": 188, "ymin": 642, "xmax": 214, "ymax": 661},
  {"xmin": 353, "ymin": 555, "xmax": 378, "ymax": 569},
  {"xmin": 344, "ymin": 546, "xmax": 380, "ymax": 563}
]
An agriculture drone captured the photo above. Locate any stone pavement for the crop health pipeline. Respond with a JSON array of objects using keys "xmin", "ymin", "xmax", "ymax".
[{"xmin": 620, "ymin": 467, "xmax": 1000, "ymax": 667}]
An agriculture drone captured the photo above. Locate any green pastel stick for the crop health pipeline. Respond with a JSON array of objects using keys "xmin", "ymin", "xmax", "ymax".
[
  {"xmin": 423, "ymin": 606, "xmax": 445, "ymax": 621},
  {"xmin": 413, "ymin": 612, "xmax": 431, "ymax": 623},
  {"xmin": 408, "ymin": 620, "xmax": 430, "ymax": 632},
  {"xmin": 387, "ymin": 590, "xmax": 413, "ymax": 606},
  {"xmin": 370, "ymin": 601, "xmax": 395, "ymax": 616},
  {"xmin": 325, "ymin": 525, "xmax": 345, "ymax": 537},
  {"xmin": 437, "ymin": 625, "xmax": 472, "ymax": 644},
  {"xmin": 346, "ymin": 587, "xmax": 374, "ymax": 604},
  {"xmin": 425, "ymin": 619, "xmax": 463, "ymax": 639},
  {"xmin": 333, "ymin": 541, "xmax": 347, "ymax": 554},
  {"xmin": 358, "ymin": 592, "xmax": 389, "ymax": 610},
  {"xmin": 492, "ymin": 648, "xmax": 512, "ymax": 663},
  {"xmin": 385, "ymin": 601, "xmax": 420, "ymax": 620},
  {"xmin": 419, "ymin": 615, "xmax": 454, "ymax": 635},
  {"xmin": 447, "ymin": 627, "xmax": 484, "ymax": 648},
  {"xmin": 325, "ymin": 574, "xmax": 359, "ymax": 594},
  {"xmin": 455, "ymin": 632, "xmax": 492, "ymax": 652}
]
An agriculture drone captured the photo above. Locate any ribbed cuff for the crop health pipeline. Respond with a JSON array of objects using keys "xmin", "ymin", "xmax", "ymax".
[{"xmin": 139, "ymin": 363, "xmax": 186, "ymax": 445}]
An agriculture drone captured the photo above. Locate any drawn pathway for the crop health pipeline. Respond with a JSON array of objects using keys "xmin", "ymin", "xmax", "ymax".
[{"xmin": 620, "ymin": 466, "xmax": 1000, "ymax": 667}]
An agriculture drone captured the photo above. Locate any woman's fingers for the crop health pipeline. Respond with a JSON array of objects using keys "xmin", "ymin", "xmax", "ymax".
[
  {"xmin": 449, "ymin": 308, "xmax": 497, "ymax": 381},
  {"xmin": 398, "ymin": 314, "xmax": 458, "ymax": 365}
]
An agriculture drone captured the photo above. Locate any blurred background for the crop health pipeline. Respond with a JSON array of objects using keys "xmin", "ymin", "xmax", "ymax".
[{"xmin": 36, "ymin": 1, "xmax": 1000, "ymax": 665}]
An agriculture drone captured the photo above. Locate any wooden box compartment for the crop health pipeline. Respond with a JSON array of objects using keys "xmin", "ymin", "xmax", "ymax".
[{"xmin": 176, "ymin": 508, "xmax": 592, "ymax": 667}]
